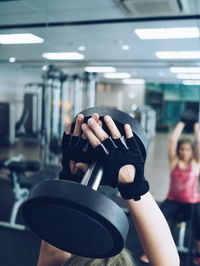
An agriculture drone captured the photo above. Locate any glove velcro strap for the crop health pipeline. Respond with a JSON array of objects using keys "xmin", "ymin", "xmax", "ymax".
[{"xmin": 118, "ymin": 179, "xmax": 149, "ymax": 201}]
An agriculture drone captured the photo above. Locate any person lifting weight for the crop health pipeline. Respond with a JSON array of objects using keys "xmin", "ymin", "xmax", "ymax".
[
  {"xmin": 37, "ymin": 112, "xmax": 179, "ymax": 266},
  {"xmin": 141, "ymin": 116, "xmax": 200, "ymax": 265}
]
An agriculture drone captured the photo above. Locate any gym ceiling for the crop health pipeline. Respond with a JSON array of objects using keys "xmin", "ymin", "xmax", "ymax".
[{"xmin": 1, "ymin": 0, "xmax": 200, "ymax": 84}]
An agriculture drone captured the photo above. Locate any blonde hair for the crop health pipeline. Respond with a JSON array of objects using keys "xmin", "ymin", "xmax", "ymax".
[{"xmin": 62, "ymin": 249, "xmax": 135, "ymax": 266}]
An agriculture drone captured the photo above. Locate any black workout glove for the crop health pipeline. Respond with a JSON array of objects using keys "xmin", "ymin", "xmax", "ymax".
[
  {"xmin": 59, "ymin": 132, "xmax": 94, "ymax": 182},
  {"xmin": 94, "ymin": 136, "xmax": 149, "ymax": 200},
  {"xmin": 180, "ymin": 109, "xmax": 198, "ymax": 125}
]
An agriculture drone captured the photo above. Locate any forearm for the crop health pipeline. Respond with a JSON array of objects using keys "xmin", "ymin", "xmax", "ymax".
[
  {"xmin": 126, "ymin": 193, "xmax": 180, "ymax": 266},
  {"xmin": 168, "ymin": 122, "xmax": 185, "ymax": 160},
  {"xmin": 194, "ymin": 123, "xmax": 200, "ymax": 160},
  {"xmin": 170, "ymin": 122, "xmax": 185, "ymax": 142},
  {"xmin": 37, "ymin": 241, "xmax": 71, "ymax": 266}
]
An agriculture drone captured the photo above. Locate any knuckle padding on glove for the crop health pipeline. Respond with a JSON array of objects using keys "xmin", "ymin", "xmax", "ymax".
[{"xmin": 118, "ymin": 178, "xmax": 149, "ymax": 201}]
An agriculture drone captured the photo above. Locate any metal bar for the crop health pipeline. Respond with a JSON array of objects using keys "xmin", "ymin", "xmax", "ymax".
[
  {"xmin": 81, "ymin": 162, "xmax": 96, "ymax": 186},
  {"xmin": 91, "ymin": 166, "xmax": 103, "ymax": 191},
  {"xmin": 81, "ymin": 161, "xmax": 103, "ymax": 191},
  {"xmin": 0, "ymin": 221, "xmax": 26, "ymax": 231},
  {"xmin": 1, "ymin": 14, "xmax": 200, "ymax": 30}
]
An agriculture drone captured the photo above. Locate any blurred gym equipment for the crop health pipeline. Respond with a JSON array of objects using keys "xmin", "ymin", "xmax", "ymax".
[{"xmin": 0, "ymin": 155, "xmax": 40, "ymax": 230}]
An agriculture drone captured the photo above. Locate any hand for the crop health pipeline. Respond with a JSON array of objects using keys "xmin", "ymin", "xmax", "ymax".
[
  {"xmin": 59, "ymin": 113, "xmax": 99, "ymax": 181},
  {"xmin": 180, "ymin": 109, "xmax": 198, "ymax": 125},
  {"xmin": 82, "ymin": 115, "xmax": 149, "ymax": 200}
]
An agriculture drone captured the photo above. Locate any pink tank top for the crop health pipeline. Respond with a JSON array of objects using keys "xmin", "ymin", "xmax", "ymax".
[{"xmin": 167, "ymin": 163, "xmax": 200, "ymax": 203}]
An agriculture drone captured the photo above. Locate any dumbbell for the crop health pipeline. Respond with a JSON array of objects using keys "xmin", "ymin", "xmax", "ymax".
[
  {"xmin": 180, "ymin": 109, "xmax": 198, "ymax": 128},
  {"xmin": 22, "ymin": 107, "xmax": 149, "ymax": 258}
]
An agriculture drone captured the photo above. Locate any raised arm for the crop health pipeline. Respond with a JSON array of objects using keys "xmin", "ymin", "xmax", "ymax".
[
  {"xmin": 118, "ymin": 125, "xmax": 179, "ymax": 266},
  {"xmin": 194, "ymin": 122, "xmax": 200, "ymax": 162},
  {"xmin": 168, "ymin": 122, "xmax": 185, "ymax": 163},
  {"xmin": 126, "ymin": 193, "xmax": 179, "ymax": 266},
  {"xmin": 82, "ymin": 116, "xmax": 180, "ymax": 266}
]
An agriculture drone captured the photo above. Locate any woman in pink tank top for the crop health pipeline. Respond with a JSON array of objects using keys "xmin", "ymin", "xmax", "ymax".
[{"xmin": 141, "ymin": 121, "xmax": 200, "ymax": 265}]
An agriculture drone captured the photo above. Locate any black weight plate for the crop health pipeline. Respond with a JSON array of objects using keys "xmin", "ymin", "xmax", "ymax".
[
  {"xmin": 73, "ymin": 106, "xmax": 149, "ymax": 159},
  {"xmin": 22, "ymin": 180, "xmax": 129, "ymax": 258}
]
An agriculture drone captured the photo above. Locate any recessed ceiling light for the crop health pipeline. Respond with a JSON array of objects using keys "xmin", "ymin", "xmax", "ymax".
[
  {"xmin": 9, "ymin": 57, "xmax": 16, "ymax": 63},
  {"xmin": 170, "ymin": 67, "xmax": 200, "ymax": 73},
  {"xmin": 104, "ymin": 73, "xmax": 131, "ymax": 79},
  {"xmin": 135, "ymin": 27, "xmax": 200, "ymax": 39},
  {"xmin": 0, "ymin": 33, "xmax": 43, "ymax": 44},
  {"xmin": 176, "ymin": 74, "xmax": 200, "ymax": 79},
  {"xmin": 42, "ymin": 65, "xmax": 48, "ymax": 71},
  {"xmin": 182, "ymin": 80, "xmax": 200, "ymax": 85},
  {"xmin": 84, "ymin": 66, "xmax": 116, "ymax": 73},
  {"xmin": 121, "ymin": 44, "xmax": 130, "ymax": 50},
  {"xmin": 42, "ymin": 52, "xmax": 84, "ymax": 60},
  {"xmin": 78, "ymin": 46, "xmax": 86, "ymax": 51},
  {"xmin": 156, "ymin": 51, "xmax": 200, "ymax": 59},
  {"xmin": 122, "ymin": 79, "xmax": 145, "ymax": 84}
]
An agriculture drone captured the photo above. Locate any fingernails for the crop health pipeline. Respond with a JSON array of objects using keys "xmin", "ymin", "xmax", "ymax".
[
  {"xmin": 92, "ymin": 113, "xmax": 99, "ymax": 119},
  {"xmin": 104, "ymin": 115, "xmax": 111, "ymax": 121},
  {"xmin": 88, "ymin": 118, "xmax": 95, "ymax": 125},
  {"xmin": 125, "ymin": 124, "xmax": 131, "ymax": 130},
  {"xmin": 78, "ymin": 114, "xmax": 84, "ymax": 120}
]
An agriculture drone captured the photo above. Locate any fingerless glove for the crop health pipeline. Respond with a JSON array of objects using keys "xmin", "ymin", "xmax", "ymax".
[
  {"xmin": 94, "ymin": 136, "xmax": 149, "ymax": 200},
  {"xmin": 59, "ymin": 132, "xmax": 94, "ymax": 181}
]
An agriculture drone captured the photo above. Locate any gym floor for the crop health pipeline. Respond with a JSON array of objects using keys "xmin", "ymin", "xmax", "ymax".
[{"xmin": 0, "ymin": 133, "xmax": 194, "ymax": 266}]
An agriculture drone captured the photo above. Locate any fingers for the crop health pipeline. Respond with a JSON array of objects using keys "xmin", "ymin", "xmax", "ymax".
[
  {"xmin": 124, "ymin": 124, "xmax": 133, "ymax": 138},
  {"xmin": 97, "ymin": 120, "xmax": 103, "ymax": 128},
  {"xmin": 73, "ymin": 114, "xmax": 84, "ymax": 136},
  {"xmin": 92, "ymin": 113, "xmax": 99, "ymax": 122},
  {"xmin": 87, "ymin": 118, "xmax": 109, "ymax": 142},
  {"xmin": 66, "ymin": 113, "xmax": 99, "ymax": 137},
  {"xmin": 75, "ymin": 162, "xmax": 88, "ymax": 173},
  {"xmin": 65, "ymin": 122, "xmax": 71, "ymax": 134},
  {"xmin": 104, "ymin": 115, "xmax": 121, "ymax": 139},
  {"xmin": 81, "ymin": 123, "xmax": 101, "ymax": 148},
  {"xmin": 69, "ymin": 160, "xmax": 76, "ymax": 174}
]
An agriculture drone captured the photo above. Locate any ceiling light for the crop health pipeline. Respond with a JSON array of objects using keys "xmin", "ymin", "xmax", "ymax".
[
  {"xmin": 170, "ymin": 67, "xmax": 200, "ymax": 73},
  {"xmin": 182, "ymin": 80, "xmax": 200, "ymax": 85},
  {"xmin": 104, "ymin": 73, "xmax": 131, "ymax": 79},
  {"xmin": 135, "ymin": 27, "xmax": 200, "ymax": 39},
  {"xmin": 122, "ymin": 79, "xmax": 145, "ymax": 84},
  {"xmin": 84, "ymin": 66, "xmax": 116, "ymax": 73},
  {"xmin": 156, "ymin": 51, "xmax": 200, "ymax": 59},
  {"xmin": 42, "ymin": 52, "xmax": 84, "ymax": 60},
  {"xmin": 121, "ymin": 44, "xmax": 130, "ymax": 50},
  {"xmin": 0, "ymin": 33, "xmax": 43, "ymax": 44},
  {"xmin": 176, "ymin": 74, "xmax": 200, "ymax": 79},
  {"xmin": 42, "ymin": 65, "xmax": 48, "ymax": 71},
  {"xmin": 78, "ymin": 46, "xmax": 86, "ymax": 51},
  {"xmin": 9, "ymin": 57, "xmax": 16, "ymax": 63}
]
